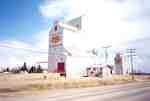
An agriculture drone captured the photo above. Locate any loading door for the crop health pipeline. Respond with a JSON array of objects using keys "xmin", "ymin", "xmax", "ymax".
[{"xmin": 57, "ymin": 62, "xmax": 65, "ymax": 74}]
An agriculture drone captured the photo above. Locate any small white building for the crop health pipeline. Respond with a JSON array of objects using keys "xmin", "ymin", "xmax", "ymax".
[
  {"xmin": 102, "ymin": 65, "xmax": 112, "ymax": 77},
  {"xmin": 86, "ymin": 64, "xmax": 112, "ymax": 77}
]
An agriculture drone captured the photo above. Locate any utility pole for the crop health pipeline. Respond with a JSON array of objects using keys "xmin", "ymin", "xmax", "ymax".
[
  {"xmin": 127, "ymin": 49, "xmax": 136, "ymax": 80},
  {"xmin": 102, "ymin": 46, "xmax": 111, "ymax": 65}
]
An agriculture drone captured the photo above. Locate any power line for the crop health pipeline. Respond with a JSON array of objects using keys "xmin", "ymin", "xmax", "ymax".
[{"xmin": 127, "ymin": 48, "xmax": 136, "ymax": 80}]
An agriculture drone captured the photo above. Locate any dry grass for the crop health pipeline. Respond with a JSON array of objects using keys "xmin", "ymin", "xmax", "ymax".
[{"xmin": 0, "ymin": 73, "xmax": 141, "ymax": 93}]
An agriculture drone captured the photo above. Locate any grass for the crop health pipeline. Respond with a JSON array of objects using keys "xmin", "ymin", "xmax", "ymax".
[
  {"xmin": 24, "ymin": 75, "xmax": 133, "ymax": 91},
  {"xmin": 0, "ymin": 73, "xmax": 141, "ymax": 93}
]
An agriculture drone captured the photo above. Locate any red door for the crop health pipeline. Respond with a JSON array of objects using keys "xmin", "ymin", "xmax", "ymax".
[{"xmin": 57, "ymin": 62, "xmax": 65, "ymax": 74}]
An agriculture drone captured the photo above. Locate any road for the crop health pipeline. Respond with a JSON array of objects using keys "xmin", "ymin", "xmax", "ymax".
[{"xmin": 0, "ymin": 81, "xmax": 150, "ymax": 101}]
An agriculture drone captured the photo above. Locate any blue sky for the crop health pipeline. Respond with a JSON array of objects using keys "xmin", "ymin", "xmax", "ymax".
[
  {"xmin": 0, "ymin": 0, "xmax": 49, "ymax": 42},
  {"xmin": 0, "ymin": 0, "xmax": 51, "ymax": 67},
  {"xmin": 0, "ymin": 0, "xmax": 150, "ymax": 72}
]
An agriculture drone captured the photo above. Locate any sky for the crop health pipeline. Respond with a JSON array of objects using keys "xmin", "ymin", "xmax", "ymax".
[
  {"xmin": 0, "ymin": 0, "xmax": 50, "ymax": 68},
  {"xmin": 0, "ymin": 0, "xmax": 150, "ymax": 72}
]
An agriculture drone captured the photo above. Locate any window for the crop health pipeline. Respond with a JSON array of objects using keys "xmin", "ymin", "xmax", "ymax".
[
  {"xmin": 93, "ymin": 68, "xmax": 96, "ymax": 71},
  {"xmin": 54, "ymin": 25, "xmax": 58, "ymax": 31}
]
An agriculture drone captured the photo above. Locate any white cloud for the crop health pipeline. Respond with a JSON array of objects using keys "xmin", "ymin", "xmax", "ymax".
[
  {"xmin": 38, "ymin": 0, "xmax": 150, "ymax": 72},
  {"xmin": 33, "ymin": 30, "xmax": 49, "ymax": 51},
  {"xmin": 40, "ymin": 0, "xmax": 145, "ymax": 45},
  {"xmin": 1, "ymin": 0, "xmax": 150, "ymax": 72},
  {"xmin": 39, "ymin": 0, "xmax": 70, "ymax": 20},
  {"xmin": 0, "ymin": 36, "xmax": 48, "ymax": 68}
]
